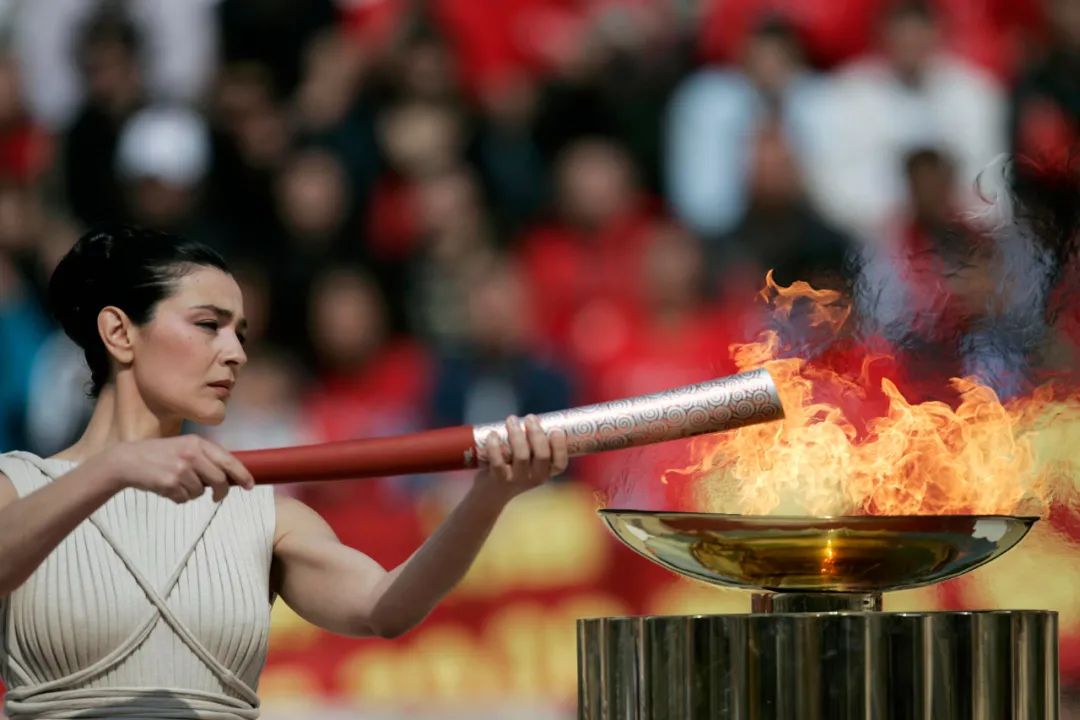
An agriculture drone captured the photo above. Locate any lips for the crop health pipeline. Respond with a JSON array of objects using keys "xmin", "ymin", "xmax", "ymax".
[{"xmin": 208, "ymin": 380, "xmax": 234, "ymax": 396}]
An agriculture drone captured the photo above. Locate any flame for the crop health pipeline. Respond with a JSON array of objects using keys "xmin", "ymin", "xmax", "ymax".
[{"xmin": 666, "ymin": 273, "xmax": 1080, "ymax": 517}]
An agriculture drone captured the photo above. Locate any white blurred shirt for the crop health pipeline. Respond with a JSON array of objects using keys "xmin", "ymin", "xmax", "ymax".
[
  {"xmin": 665, "ymin": 68, "xmax": 833, "ymax": 239},
  {"xmin": 10, "ymin": 0, "xmax": 220, "ymax": 129},
  {"xmin": 801, "ymin": 54, "xmax": 1006, "ymax": 245}
]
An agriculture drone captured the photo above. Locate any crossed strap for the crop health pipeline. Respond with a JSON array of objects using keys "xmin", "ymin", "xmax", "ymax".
[{"xmin": 4, "ymin": 489, "xmax": 261, "ymax": 719}]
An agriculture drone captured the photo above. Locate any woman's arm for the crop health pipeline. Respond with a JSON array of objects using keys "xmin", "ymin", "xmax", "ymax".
[
  {"xmin": 0, "ymin": 436, "xmax": 253, "ymax": 598},
  {"xmin": 0, "ymin": 459, "xmax": 120, "ymax": 596},
  {"xmin": 272, "ymin": 415, "xmax": 568, "ymax": 638}
]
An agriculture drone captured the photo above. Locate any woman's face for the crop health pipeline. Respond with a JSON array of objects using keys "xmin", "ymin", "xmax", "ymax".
[{"xmin": 130, "ymin": 266, "xmax": 248, "ymax": 425}]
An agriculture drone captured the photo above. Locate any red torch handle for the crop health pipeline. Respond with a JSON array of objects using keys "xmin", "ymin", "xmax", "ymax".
[
  {"xmin": 234, "ymin": 426, "xmax": 478, "ymax": 485},
  {"xmin": 232, "ymin": 368, "xmax": 785, "ymax": 485}
]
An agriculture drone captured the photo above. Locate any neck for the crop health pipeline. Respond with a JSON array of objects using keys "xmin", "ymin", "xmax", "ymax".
[{"xmin": 55, "ymin": 374, "xmax": 182, "ymax": 462}]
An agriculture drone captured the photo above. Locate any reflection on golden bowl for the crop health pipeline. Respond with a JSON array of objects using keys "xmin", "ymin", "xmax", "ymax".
[{"xmin": 600, "ymin": 510, "xmax": 1037, "ymax": 593}]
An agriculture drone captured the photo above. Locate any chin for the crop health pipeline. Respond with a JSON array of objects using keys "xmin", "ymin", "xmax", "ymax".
[{"xmin": 188, "ymin": 402, "xmax": 228, "ymax": 426}]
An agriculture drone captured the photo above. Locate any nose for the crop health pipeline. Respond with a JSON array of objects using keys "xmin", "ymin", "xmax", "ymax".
[{"xmin": 223, "ymin": 331, "xmax": 248, "ymax": 369}]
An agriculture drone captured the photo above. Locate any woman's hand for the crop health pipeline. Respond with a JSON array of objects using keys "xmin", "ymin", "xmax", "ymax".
[
  {"xmin": 100, "ymin": 435, "xmax": 255, "ymax": 503},
  {"xmin": 474, "ymin": 414, "xmax": 569, "ymax": 502}
]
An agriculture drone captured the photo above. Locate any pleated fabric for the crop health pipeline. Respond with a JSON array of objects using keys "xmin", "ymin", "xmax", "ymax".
[{"xmin": 0, "ymin": 451, "xmax": 276, "ymax": 719}]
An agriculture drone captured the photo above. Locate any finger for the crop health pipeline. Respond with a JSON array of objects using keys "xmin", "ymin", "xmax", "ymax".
[
  {"xmin": 485, "ymin": 432, "xmax": 512, "ymax": 482},
  {"xmin": 177, "ymin": 467, "xmax": 205, "ymax": 501},
  {"xmin": 506, "ymin": 415, "xmax": 530, "ymax": 480},
  {"xmin": 161, "ymin": 477, "xmax": 189, "ymax": 503},
  {"xmin": 525, "ymin": 415, "xmax": 551, "ymax": 481},
  {"xmin": 209, "ymin": 472, "xmax": 230, "ymax": 502},
  {"xmin": 192, "ymin": 450, "xmax": 229, "ymax": 502},
  {"xmin": 550, "ymin": 428, "xmax": 569, "ymax": 476},
  {"xmin": 202, "ymin": 440, "xmax": 255, "ymax": 490}
]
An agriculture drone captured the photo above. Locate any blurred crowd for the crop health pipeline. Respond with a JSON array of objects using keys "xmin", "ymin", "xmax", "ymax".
[{"xmin": 0, "ymin": 0, "xmax": 1077, "ymax": 498}]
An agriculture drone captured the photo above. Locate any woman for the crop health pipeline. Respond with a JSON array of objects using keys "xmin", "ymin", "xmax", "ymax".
[{"xmin": 0, "ymin": 226, "xmax": 568, "ymax": 719}]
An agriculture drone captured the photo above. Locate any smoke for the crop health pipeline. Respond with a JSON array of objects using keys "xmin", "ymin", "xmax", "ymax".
[
  {"xmin": 594, "ymin": 152, "xmax": 1079, "ymax": 515},
  {"xmin": 960, "ymin": 157, "xmax": 1056, "ymax": 398},
  {"xmin": 852, "ymin": 153, "xmax": 1078, "ymax": 401}
]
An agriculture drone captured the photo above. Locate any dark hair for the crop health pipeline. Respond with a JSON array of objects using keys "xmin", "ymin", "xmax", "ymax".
[
  {"xmin": 1015, "ymin": 152, "xmax": 1079, "ymax": 253},
  {"xmin": 76, "ymin": 2, "xmax": 141, "ymax": 67},
  {"xmin": 47, "ymin": 226, "xmax": 230, "ymax": 397},
  {"xmin": 903, "ymin": 147, "xmax": 954, "ymax": 180},
  {"xmin": 883, "ymin": 0, "xmax": 935, "ymax": 25},
  {"xmin": 748, "ymin": 14, "xmax": 803, "ymax": 45}
]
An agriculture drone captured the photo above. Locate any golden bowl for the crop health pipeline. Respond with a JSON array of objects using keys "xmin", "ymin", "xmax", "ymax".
[{"xmin": 599, "ymin": 510, "xmax": 1037, "ymax": 593}]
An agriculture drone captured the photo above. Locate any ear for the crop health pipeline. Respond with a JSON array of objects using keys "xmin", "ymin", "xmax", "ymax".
[{"xmin": 97, "ymin": 306, "xmax": 136, "ymax": 366}]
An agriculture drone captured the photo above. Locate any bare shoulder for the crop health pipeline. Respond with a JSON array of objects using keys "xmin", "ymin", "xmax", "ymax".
[
  {"xmin": 273, "ymin": 494, "xmax": 338, "ymax": 547},
  {"xmin": 0, "ymin": 471, "xmax": 15, "ymax": 512}
]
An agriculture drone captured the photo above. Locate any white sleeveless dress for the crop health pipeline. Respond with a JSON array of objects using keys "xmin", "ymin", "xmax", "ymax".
[{"xmin": 0, "ymin": 451, "xmax": 276, "ymax": 720}]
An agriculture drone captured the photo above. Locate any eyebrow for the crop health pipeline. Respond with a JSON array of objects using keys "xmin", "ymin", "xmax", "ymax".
[{"xmin": 191, "ymin": 304, "xmax": 248, "ymax": 332}]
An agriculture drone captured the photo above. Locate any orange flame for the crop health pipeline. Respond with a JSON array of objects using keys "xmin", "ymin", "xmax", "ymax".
[{"xmin": 666, "ymin": 273, "xmax": 1080, "ymax": 517}]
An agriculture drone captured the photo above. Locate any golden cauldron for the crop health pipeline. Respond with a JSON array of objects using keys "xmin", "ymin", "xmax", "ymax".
[{"xmin": 578, "ymin": 511, "xmax": 1056, "ymax": 719}]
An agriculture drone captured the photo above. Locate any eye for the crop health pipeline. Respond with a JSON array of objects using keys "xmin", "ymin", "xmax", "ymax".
[
  {"xmin": 196, "ymin": 320, "xmax": 220, "ymax": 332},
  {"xmin": 237, "ymin": 332, "xmax": 248, "ymax": 346}
]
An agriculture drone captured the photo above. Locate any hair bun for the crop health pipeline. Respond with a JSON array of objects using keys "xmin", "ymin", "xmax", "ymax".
[
  {"xmin": 45, "ymin": 225, "xmax": 228, "ymax": 397},
  {"xmin": 47, "ymin": 229, "xmax": 118, "ymax": 349}
]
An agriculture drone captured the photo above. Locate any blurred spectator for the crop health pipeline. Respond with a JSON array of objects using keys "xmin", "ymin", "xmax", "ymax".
[
  {"xmin": 591, "ymin": 222, "xmax": 739, "ymax": 401},
  {"xmin": 293, "ymin": 29, "xmax": 380, "ymax": 205},
  {"xmin": 62, "ymin": 6, "xmax": 144, "ymax": 228},
  {"xmin": 0, "ymin": 254, "xmax": 50, "ymax": 451},
  {"xmin": 383, "ymin": 25, "xmax": 461, "ymax": 104},
  {"xmin": 853, "ymin": 147, "xmax": 1021, "ymax": 395},
  {"xmin": 406, "ymin": 166, "xmax": 499, "ymax": 347},
  {"xmin": 299, "ymin": 265, "xmax": 438, "ymax": 510},
  {"xmin": 267, "ymin": 147, "xmax": 363, "ymax": 351},
  {"xmin": 369, "ymin": 99, "xmax": 466, "ymax": 260},
  {"xmin": 945, "ymin": 0, "xmax": 1046, "ymax": 82},
  {"xmin": 803, "ymin": 0, "xmax": 1007, "ymax": 243},
  {"xmin": 574, "ymin": 221, "xmax": 747, "ymax": 497},
  {"xmin": 1010, "ymin": 0, "xmax": 1080, "ymax": 183},
  {"xmin": 528, "ymin": 2, "xmax": 686, "ymax": 190},
  {"xmin": 429, "ymin": 0, "xmax": 678, "ymax": 105},
  {"xmin": 302, "ymin": 266, "xmax": 431, "ymax": 445},
  {"xmin": 430, "ymin": 257, "xmax": 573, "ymax": 429},
  {"xmin": 857, "ymin": 149, "xmax": 968, "ymax": 342},
  {"xmin": 524, "ymin": 3, "xmax": 673, "ymax": 175},
  {"xmin": 470, "ymin": 73, "xmax": 548, "ymax": 234},
  {"xmin": 419, "ymin": 0, "xmax": 684, "ymax": 193},
  {"xmin": 115, "ymin": 105, "xmax": 214, "ymax": 240},
  {"xmin": 216, "ymin": 0, "xmax": 337, "ymax": 99},
  {"xmin": 23, "ymin": 330, "xmax": 92, "ymax": 455},
  {"xmin": 425, "ymin": 0, "xmax": 548, "ymax": 102},
  {"xmin": 16, "ymin": 220, "xmax": 89, "ymax": 456},
  {"xmin": 697, "ymin": 0, "xmax": 885, "ymax": 69},
  {"xmin": 275, "ymin": 148, "xmax": 354, "ymax": 251},
  {"xmin": 14, "ymin": 0, "xmax": 217, "ymax": 129},
  {"xmin": 714, "ymin": 122, "xmax": 854, "ymax": 294},
  {"xmin": 368, "ymin": 99, "xmax": 468, "ymax": 327},
  {"xmin": 0, "ymin": 54, "xmax": 50, "ymax": 190},
  {"xmin": 228, "ymin": 260, "xmax": 274, "ymax": 351},
  {"xmin": 205, "ymin": 64, "xmax": 290, "ymax": 253},
  {"xmin": 516, "ymin": 138, "xmax": 658, "ymax": 380},
  {"xmin": 666, "ymin": 16, "xmax": 830, "ymax": 240},
  {"xmin": 698, "ymin": 0, "xmax": 1043, "ymax": 79},
  {"xmin": 1007, "ymin": 0, "xmax": 1080, "ymax": 362},
  {"xmin": 897, "ymin": 148, "xmax": 967, "ymax": 256},
  {"xmin": 0, "ymin": 183, "xmax": 46, "ymax": 280},
  {"xmin": 0, "ymin": 172, "xmax": 74, "ymax": 311}
]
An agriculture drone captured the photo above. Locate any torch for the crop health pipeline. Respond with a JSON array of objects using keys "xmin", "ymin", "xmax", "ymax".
[{"xmin": 235, "ymin": 367, "xmax": 783, "ymax": 484}]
